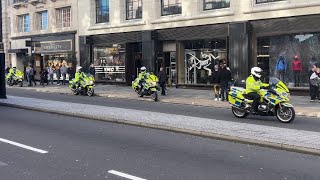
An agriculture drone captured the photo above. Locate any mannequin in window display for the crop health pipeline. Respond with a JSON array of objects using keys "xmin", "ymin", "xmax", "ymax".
[
  {"xmin": 276, "ymin": 54, "xmax": 286, "ymax": 82},
  {"xmin": 292, "ymin": 55, "xmax": 302, "ymax": 87}
]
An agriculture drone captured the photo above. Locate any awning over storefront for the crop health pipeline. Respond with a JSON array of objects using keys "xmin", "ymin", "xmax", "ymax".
[{"xmin": 8, "ymin": 48, "xmax": 28, "ymax": 54}]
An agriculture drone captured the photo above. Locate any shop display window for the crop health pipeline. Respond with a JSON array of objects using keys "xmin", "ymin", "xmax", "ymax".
[
  {"xmin": 184, "ymin": 39, "xmax": 227, "ymax": 84},
  {"xmin": 257, "ymin": 34, "xmax": 320, "ymax": 87},
  {"xmin": 93, "ymin": 44, "xmax": 126, "ymax": 82}
]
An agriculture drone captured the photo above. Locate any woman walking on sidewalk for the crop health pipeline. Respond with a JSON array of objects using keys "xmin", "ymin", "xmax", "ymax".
[{"xmin": 212, "ymin": 65, "xmax": 221, "ymax": 101}]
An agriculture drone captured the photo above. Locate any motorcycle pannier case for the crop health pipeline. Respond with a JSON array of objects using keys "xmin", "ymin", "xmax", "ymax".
[{"xmin": 228, "ymin": 87, "xmax": 246, "ymax": 107}]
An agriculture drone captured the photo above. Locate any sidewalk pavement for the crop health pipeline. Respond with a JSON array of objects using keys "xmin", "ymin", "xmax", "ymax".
[
  {"xmin": 7, "ymin": 84, "xmax": 320, "ymax": 118},
  {"xmin": 1, "ymin": 95, "xmax": 320, "ymax": 156}
]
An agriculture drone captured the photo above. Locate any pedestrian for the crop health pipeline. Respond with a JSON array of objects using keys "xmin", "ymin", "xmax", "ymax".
[
  {"xmin": 219, "ymin": 64, "xmax": 232, "ymax": 101},
  {"xmin": 26, "ymin": 64, "xmax": 36, "ymax": 86},
  {"xmin": 309, "ymin": 65, "xmax": 320, "ymax": 102},
  {"xmin": 60, "ymin": 63, "xmax": 68, "ymax": 85},
  {"xmin": 67, "ymin": 64, "xmax": 75, "ymax": 80},
  {"xmin": 158, "ymin": 67, "xmax": 167, "ymax": 96},
  {"xmin": 89, "ymin": 63, "xmax": 95, "ymax": 76},
  {"xmin": 48, "ymin": 65, "xmax": 55, "ymax": 85},
  {"xmin": 276, "ymin": 55, "xmax": 286, "ymax": 82},
  {"xmin": 212, "ymin": 64, "xmax": 221, "ymax": 101},
  {"xmin": 55, "ymin": 63, "xmax": 61, "ymax": 85},
  {"xmin": 40, "ymin": 68, "xmax": 48, "ymax": 86}
]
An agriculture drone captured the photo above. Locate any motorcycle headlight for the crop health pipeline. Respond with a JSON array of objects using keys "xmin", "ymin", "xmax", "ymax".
[
  {"xmin": 89, "ymin": 81, "xmax": 94, "ymax": 85},
  {"xmin": 152, "ymin": 82, "xmax": 157, "ymax": 86}
]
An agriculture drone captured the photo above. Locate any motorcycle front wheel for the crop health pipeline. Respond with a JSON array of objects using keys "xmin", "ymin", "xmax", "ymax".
[
  {"xmin": 232, "ymin": 106, "xmax": 248, "ymax": 118},
  {"xmin": 276, "ymin": 106, "xmax": 295, "ymax": 123},
  {"xmin": 151, "ymin": 91, "xmax": 158, "ymax": 102},
  {"xmin": 87, "ymin": 88, "xmax": 94, "ymax": 97}
]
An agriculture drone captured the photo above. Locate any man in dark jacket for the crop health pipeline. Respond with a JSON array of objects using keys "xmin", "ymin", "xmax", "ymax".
[
  {"xmin": 212, "ymin": 64, "xmax": 221, "ymax": 100},
  {"xmin": 158, "ymin": 67, "xmax": 167, "ymax": 95},
  {"xmin": 89, "ymin": 63, "xmax": 95, "ymax": 76},
  {"xmin": 219, "ymin": 64, "xmax": 232, "ymax": 101}
]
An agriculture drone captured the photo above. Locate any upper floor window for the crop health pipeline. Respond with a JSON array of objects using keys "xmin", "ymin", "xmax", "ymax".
[
  {"xmin": 204, "ymin": 0, "xmax": 230, "ymax": 10},
  {"xmin": 256, "ymin": 0, "xmax": 285, "ymax": 4},
  {"xmin": 96, "ymin": 0, "xmax": 109, "ymax": 23},
  {"xmin": 161, "ymin": 0, "xmax": 182, "ymax": 16},
  {"xmin": 126, "ymin": 0, "xmax": 142, "ymax": 20},
  {"xmin": 56, "ymin": 7, "xmax": 71, "ymax": 28},
  {"xmin": 17, "ymin": 14, "xmax": 30, "ymax": 32},
  {"xmin": 37, "ymin": 11, "xmax": 48, "ymax": 30}
]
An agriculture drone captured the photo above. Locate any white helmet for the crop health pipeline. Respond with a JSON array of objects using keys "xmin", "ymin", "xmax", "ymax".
[
  {"xmin": 140, "ymin": 66, "xmax": 146, "ymax": 72},
  {"xmin": 76, "ymin": 66, "xmax": 82, "ymax": 71},
  {"xmin": 251, "ymin": 67, "xmax": 263, "ymax": 79}
]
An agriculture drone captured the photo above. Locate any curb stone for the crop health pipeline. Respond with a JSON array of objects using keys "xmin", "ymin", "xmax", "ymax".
[{"xmin": 0, "ymin": 101, "xmax": 320, "ymax": 156}]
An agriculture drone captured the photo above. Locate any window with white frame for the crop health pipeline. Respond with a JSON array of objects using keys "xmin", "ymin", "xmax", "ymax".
[
  {"xmin": 126, "ymin": 0, "xmax": 142, "ymax": 20},
  {"xmin": 17, "ymin": 14, "xmax": 30, "ymax": 32},
  {"xmin": 37, "ymin": 11, "xmax": 48, "ymax": 30},
  {"xmin": 161, "ymin": 0, "xmax": 182, "ymax": 16},
  {"xmin": 204, "ymin": 0, "xmax": 230, "ymax": 10},
  {"xmin": 56, "ymin": 7, "xmax": 71, "ymax": 28},
  {"xmin": 256, "ymin": 0, "xmax": 285, "ymax": 4}
]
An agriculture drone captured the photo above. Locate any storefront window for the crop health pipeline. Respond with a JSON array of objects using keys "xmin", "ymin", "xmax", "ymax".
[
  {"xmin": 257, "ymin": 34, "xmax": 320, "ymax": 87},
  {"xmin": 93, "ymin": 44, "xmax": 126, "ymax": 82},
  {"xmin": 184, "ymin": 39, "xmax": 227, "ymax": 84}
]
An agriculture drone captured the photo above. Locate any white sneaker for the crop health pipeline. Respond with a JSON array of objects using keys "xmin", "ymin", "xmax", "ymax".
[
  {"xmin": 219, "ymin": 98, "xmax": 222, "ymax": 101},
  {"xmin": 310, "ymin": 100, "xmax": 314, "ymax": 102},
  {"xmin": 214, "ymin": 98, "xmax": 218, "ymax": 101}
]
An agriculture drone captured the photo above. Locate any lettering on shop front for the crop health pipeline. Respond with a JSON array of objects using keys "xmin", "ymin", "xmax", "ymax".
[
  {"xmin": 95, "ymin": 66, "xmax": 125, "ymax": 74},
  {"xmin": 35, "ymin": 41, "xmax": 72, "ymax": 53}
]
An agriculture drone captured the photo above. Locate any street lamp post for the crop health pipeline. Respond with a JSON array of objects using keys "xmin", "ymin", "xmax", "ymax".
[{"xmin": 0, "ymin": 0, "xmax": 6, "ymax": 99}]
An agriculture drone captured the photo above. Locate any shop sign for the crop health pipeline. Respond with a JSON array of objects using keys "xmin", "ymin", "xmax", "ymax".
[
  {"xmin": 105, "ymin": 47, "xmax": 119, "ymax": 54},
  {"xmin": 95, "ymin": 66, "xmax": 125, "ymax": 74},
  {"xmin": 35, "ymin": 40, "xmax": 72, "ymax": 53}
]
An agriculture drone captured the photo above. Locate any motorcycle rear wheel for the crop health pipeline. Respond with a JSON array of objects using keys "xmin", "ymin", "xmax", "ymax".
[
  {"xmin": 71, "ymin": 88, "xmax": 79, "ymax": 95},
  {"xmin": 232, "ymin": 106, "xmax": 248, "ymax": 118},
  {"xmin": 276, "ymin": 106, "xmax": 295, "ymax": 123}
]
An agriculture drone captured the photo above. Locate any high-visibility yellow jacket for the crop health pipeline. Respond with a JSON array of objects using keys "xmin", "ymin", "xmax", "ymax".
[{"xmin": 245, "ymin": 75, "xmax": 269, "ymax": 94}]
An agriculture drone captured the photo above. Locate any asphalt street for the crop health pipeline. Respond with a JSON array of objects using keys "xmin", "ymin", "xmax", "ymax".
[
  {"xmin": 7, "ymin": 88, "xmax": 320, "ymax": 132},
  {"xmin": 0, "ymin": 106, "xmax": 320, "ymax": 180}
]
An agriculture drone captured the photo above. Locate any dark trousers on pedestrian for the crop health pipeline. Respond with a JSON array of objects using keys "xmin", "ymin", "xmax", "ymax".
[
  {"xmin": 160, "ymin": 82, "xmax": 166, "ymax": 95},
  {"xmin": 56, "ymin": 73, "xmax": 61, "ymax": 84},
  {"xmin": 221, "ymin": 85, "xmax": 228, "ymax": 101},
  {"xmin": 62, "ymin": 73, "xmax": 66, "ymax": 85},
  {"xmin": 246, "ymin": 92, "xmax": 260, "ymax": 112},
  {"xmin": 310, "ymin": 85, "xmax": 319, "ymax": 100},
  {"xmin": 49, "ymin": 74, "xmax": 54, "ymax": 84},
  {"xmin": 293, "ymin": 71, "xmax": 300, "ymax": 87},
  {"xmin": 28, "ymin": 75, "xmax": 36, "ymax": 86}
]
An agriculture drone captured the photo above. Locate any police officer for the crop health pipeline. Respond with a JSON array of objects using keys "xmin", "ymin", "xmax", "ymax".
[{"xmin": 245, "ymin": 67, "xmax": 269, "ymax": 114}]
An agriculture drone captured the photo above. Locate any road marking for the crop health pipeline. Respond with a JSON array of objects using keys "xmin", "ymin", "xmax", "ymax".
[
  {"xmin": 0, "ymin": 161, "xmax": 7, "ymax": 166},
  {"xmin": 0, "ymin": 138, "xmax": 48, "ymax": 154},
  {"xmin": 108, "ymin": 170, "xmax": 147, "ymax": 180}
]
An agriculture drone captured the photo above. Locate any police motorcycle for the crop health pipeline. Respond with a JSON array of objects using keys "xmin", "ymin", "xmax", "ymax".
[
  {"xmin": 5, "ymin": 70, "xmax": 24, "ymax": 87},
  {"xmin": 69, "ymin": 73, "xmax": 95, "ymax": 97},
  {"xmin": 228, "ymin": 77, "xmax": 295, "ymax": 123},
  {"xmin": 132, "ymin": 73, "xmax": 160, "ymax": 102}
]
